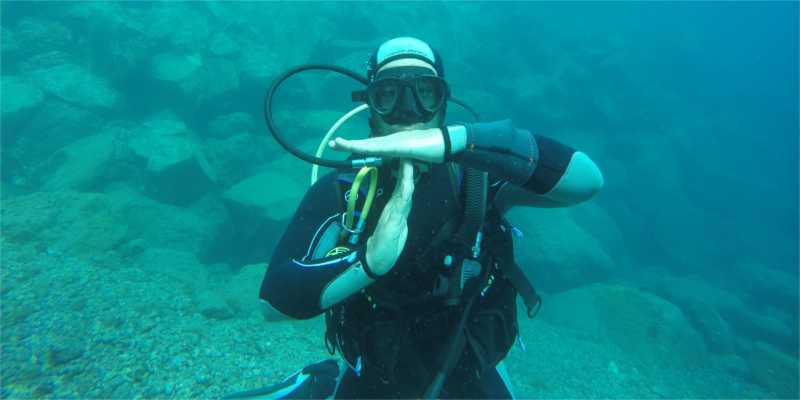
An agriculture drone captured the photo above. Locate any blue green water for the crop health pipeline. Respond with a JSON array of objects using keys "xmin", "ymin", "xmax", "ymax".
[{"xmin": 1, "ymin": 2, "xmax": 797, "ymax": 398}]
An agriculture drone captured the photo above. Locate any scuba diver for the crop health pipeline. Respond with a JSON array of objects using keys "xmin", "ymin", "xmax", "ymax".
[{"xmin": 245, "ymin": 37, "xmax": 603, "ymax": 399}]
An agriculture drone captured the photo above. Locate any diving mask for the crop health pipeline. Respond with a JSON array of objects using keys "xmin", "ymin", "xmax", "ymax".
[{"xmin": 353, "ymin": 66, "xmax": 449, "ymax": 125}]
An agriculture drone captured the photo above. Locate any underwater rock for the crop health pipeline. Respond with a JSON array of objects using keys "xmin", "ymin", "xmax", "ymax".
[
  {"xmin": 312, "ymin": 50, "xmax": 372, "ymax": 104},
  {"xmin": 726, "ymin": 308, "xmax": 796, "ymax": 355},
  {"xmin": 745, "ymin": 341, "xmax": 799, "ymax": 398},
  {"xmin": 569, "ymin": 203, "xmax": 631, "ymax": 268},
  {"xmin": 541, "ymin": 283, "xmax": 707, "ymax": 368},
  {"xmin": 1, "ymin": 75, "xmax": 43, "ymax": 118},
  {"xmin": 684, "ymin": 301, "xmax": 735, "ymax": 355},
  {"xmin": 711, "ymin": 354, "xmax": 751, "ymax": 380},
  {"xmin": 8, "ymin": 17, "xmax": 74, "ymax": 60},
  {"xmin": 237, "ymin": 45, "xmax": 280, "ymax": 86},
  {"xmin": 1, "ymin": 26, "xmax": 18, "ymax": 56},
  {"xmin": 653, "ymin": 275, "xmax": 796, "ymax": 355},
  {"xmin": 59, "ymin": 2, "xmax": 154, "ymax": 77},
  {"xmin": 332, "ymin": 49, "xmax": 371, "ymax": 72},
  {"xmin": 507, "ymin": 207, "xmax": 615, "ymax": 293},
  {"xmin": 18, "ymin": 51, "xmax": 75, "ymax": 74},
  {"xmin": 223, "ymin": 171, "xmax": 301, "ymax": 221},
  {"xmin": 204, "ymin": 133, "xmax": 273, "ymax": 189},
  {"xmin": 220, "ymin": 155, "xmax": 307, "ymax": 266},
  {"xmin": 144, "ymin": 4, "xmax": 210, "ymax": 51},
  {"xmin": 222, "ymin": 263, "xmax": 267, "ymax": 318},
  {"xmin": 732, "ymin": 261, "xmax": 799, "ymax": 315},
  {"xmin": 105, "ymin": 184, "xmax": 225, "ymax": 259},
  {"xmin": 30, "ymin": 64, "xmax": 118, "ymax": 110},
  {"xmin": 209, "ymin": 32, "xmax": 240, "ymax": 56},
  {"xmin": 628, "ymin": 154, "xmax": 713, "ymax": 272},
  {"xmin": 651, "ymin": 276, "xmax": 746, "ymax": 320},
  {"xmin": 150, "ymin": 52, "xmax": 203, "ymax": 82},
  {"xmin": 222, "ymin": 163, "xmax": 304, "ymax": 222},
  {"xmin": 7, "ymin": 99, "xmax": 104, "ymax": 166},
  {"xmin": 206, "ymin": 112, "xmax": 256, "ymax": 139},
  {"xmin": 180, "ymin": 57, "xmax": 240, "ymax": 103},
  {"xmin": 0, "ymin": 75, "xmax": 44, "ymax": 145},
  {"xmin": 126, "ymin": 114, "xmax": 215, "ymax": 206},
  {"xmin": 0, "ymin": 191, "xmax": 127, "ymax": 258},
  {"xmin": 299, "ymin": 109, "xmax": 365, "ymax": 139},
  {"xmin": 35, "ymin": 130, "xmax": 119, "ymax": 191}
]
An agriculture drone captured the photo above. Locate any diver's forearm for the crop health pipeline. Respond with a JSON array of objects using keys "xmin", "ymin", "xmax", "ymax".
[
  {"xmin": 321, "ymin": 161, "xmax": 413, "ymax": 308},
  {"xmin": 447, "ymin": 120, "xmax": 538, "ymax": 184},
  {"xmin": 448, "ymin": 124, "xmax": 468, "ymax": 153},
  {"xmin": 446, "ymin": 120, "xmax": 602, "ymax": 205},
  {"xmin": 319, "ymin": 261, "xmax": 374, "ymax": 309}
]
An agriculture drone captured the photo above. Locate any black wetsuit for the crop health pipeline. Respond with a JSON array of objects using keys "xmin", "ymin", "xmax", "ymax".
[{"xmin": 261, "ymin": 120, "xmax": 575, "ymax": 398}]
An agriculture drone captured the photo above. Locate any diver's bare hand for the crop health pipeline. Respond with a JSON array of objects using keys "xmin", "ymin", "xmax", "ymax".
[
  {"xmin": 329, "ymin": 128, "xmax": 446, "ymax": 164},
  {"xmin": 364, "ymin": 160, "xmax": 415, "ymax": 277}
]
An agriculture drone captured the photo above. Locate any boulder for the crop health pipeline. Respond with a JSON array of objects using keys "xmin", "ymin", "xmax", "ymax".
[
  {"xmin": 506, "ymin": 207, "xmax": 615, "ymax": 293},
  {"xmin": 18, "ymin": 51, "xmax": 75, "ymax": 74},
  {"xmin": 35, "ymin": 130, "xmax": 118, "ymax": 191},
  {"xmin": 684, "ymin": 301, "xmax": 735, "ymax": 354},
  {"xmin": 150, "ymin": 52, "xmax": 203, "ymax": 82},
  {"xmin": 236, "ymin": 45, "xmax": 279, "ymax": 87},
  {"xmin": 651, "ymin": 275, "xmax": 796, "ymax": 355},
  {"xmin": 126, "ymin": 114, "xmax": 215, "ymax": 206},
  {"xmin": 299, "ymin": 109, "xmax": 365, "ymax": 141},
  {"xmin": 650, "ymin": 275, "xmax": 746, "ymax": 320},
  {"xmin": 1, "ymin": 76, "xmax": 43, "ymax": 125},
  {"xmin": 745, "ymin": 341, "xmax": 799, "ymax": 398},
  {"xmin": 178, "ymin": 57, "xmax": 240, "ymax": 104},
  {"xmin": 7, "ymin": 99, "xmax": 104, "ymax": 164},
  {"xmin": 208, "ymin": 32, "xmax": 240, "ymax": 56},
  {"xmin": 726, "ymin": 308, "xmax": 796, "ymax": 355},
  {"xmin": 105, "ymin": 184, "xmax": 225, "ymax": 260},
  {"xmin": 30, "ymin": 64, "xmax": 118, "ymax": 109},
  {"xmin": 8, "ymin": 18, "xmax": 74, "ymax": 60},
  {"xmin": 206, "ymin": 112, "xmax": 256, "ymax": 139},
  {"xmin": 1, "ymin": 26, "xmax": 18, "ymax": 57},
  {"xmin": 731, "ymin": 261, "xmax": 799, "ymax": 315},
  {"xmin": 222, "ymin": 160, "xmax": 305, "ymax": 222},
  {"xmin": 59, "ymin": 3, "xmax": 153, "ymax": 77},
  {"xmin": 221, "ymin": 263, "xmax": 268, "ymax": 318},
  {"xmin": 569, "ymin": 203, "xmax": 630, "ymax": 268},
  {"xmin": 0, "ymin": 76, "xmax": 44, "ymax": 147},
  {"xmin": 541, "ymin": 283, "xmax": 707, "ymax": 369},
  {"xmin": 204, "ymin": 133, "xmax": 274, "ymax": 189},
  {"xmin": 144, "ymin": 4, "xmax": 209, "ymax": 51},
  {"xmin": 220, "ymin": 155, "xmax": 309, "ymax": 266},
  {"xmin": 711, "ymin": 354, "xmax": 751, "ymax": 380}
]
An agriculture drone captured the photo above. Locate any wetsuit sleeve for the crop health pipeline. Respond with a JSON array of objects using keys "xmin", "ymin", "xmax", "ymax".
[
  {"xmin": 259, "ymin": 173, "xmax": 362, "ymax": 320},
  {"xmin": 525, "ymin": 133, "xmax": 577, "ymax": 194},
  {"xmin": 453, "ymin": 119, "xmax": 576, "ymax": 194}
]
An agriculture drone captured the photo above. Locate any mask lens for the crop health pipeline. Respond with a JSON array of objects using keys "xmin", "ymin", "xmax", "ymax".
[
  {"xmin": 368, "ymin": 79, "xmax": 401, "ymax": 114},
  {"xmin": 415, "ymin": 76, "xmax": 445, "ymax": 112}
]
